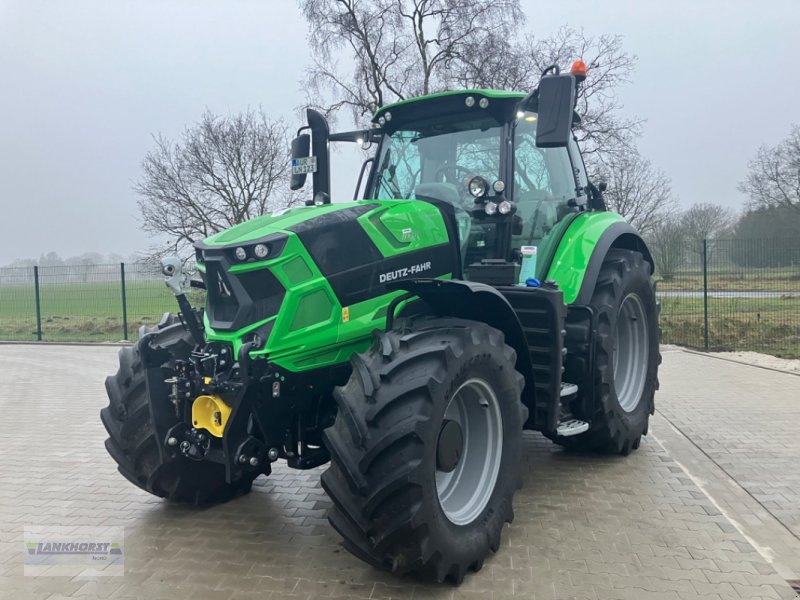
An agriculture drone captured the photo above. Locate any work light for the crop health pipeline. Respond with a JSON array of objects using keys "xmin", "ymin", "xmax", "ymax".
[{"xmin": 468, "ymin": 176, "xmax": 488, "ymax": 198}]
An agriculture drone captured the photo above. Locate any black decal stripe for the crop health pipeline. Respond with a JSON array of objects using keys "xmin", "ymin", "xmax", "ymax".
[
  {"xmin": 288, "ymin": 205, "xmax": 381, "ymax": 277},
  {"xmin": 327, "ymin": 244, "xmax": 454, "ymax": 306},
  {"xmin": 288, "ymin": 203, "xmax": 457, "ymax": 306}
]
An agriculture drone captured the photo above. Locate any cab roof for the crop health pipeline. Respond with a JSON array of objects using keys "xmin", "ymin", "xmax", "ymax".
[{"xmin": 371, "ymin": 89, "xmax": 526, "ymax": 130}]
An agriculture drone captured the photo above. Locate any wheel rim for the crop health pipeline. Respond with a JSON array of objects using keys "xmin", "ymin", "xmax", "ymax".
[
  {"xmin": 613, "ymin": 293, "xmax": 649, "ymax": 412},
  {"xmin": 435, "ymin": 378, "xmax": 503, "ymax": 526}
]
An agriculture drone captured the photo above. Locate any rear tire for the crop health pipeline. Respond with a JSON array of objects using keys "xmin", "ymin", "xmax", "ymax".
[
  {"xmin": 551, "ymin": 249, "xmax": 659, "ymax": 454},
  {"xmin": 321, "ymin": 318, "xmax": 526, "ymax": 584},
  {"xmin": 101, "ymin": 318, "xmax": 254, "ymax": 504}
]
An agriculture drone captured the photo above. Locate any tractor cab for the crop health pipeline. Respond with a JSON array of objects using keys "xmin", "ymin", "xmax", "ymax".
[
  {"xmin": 366, "ymin": 89, "xmax": 590, "ymax": 280},
  {"xmin": 291, "ymin": 62, "xmax": 597, "ymax": 286}
]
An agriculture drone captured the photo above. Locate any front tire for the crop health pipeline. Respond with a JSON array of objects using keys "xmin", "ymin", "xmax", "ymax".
[
  {"xmin": 101, "ymin": 318, "xmax": 255, "ymax": 504},
  {"xmin": 551, "ymin": 249, "xmax": 659, "ymax": 454},
  {"xmin": 321, "ymin": 318, "xmax": 526, "ymax": 584}
]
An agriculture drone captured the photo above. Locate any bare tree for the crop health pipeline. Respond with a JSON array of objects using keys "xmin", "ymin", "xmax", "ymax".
[
  {"xmin": 679, "ymin": 201, "xmax": 736, "ymax": 263},
  {"xmin": 299, "ymin": 0, "xmax": 522, "ymax": 117},
  {"xmin": 596, "ymin": 151, "xmax": 675, "ymax": 236},
  {"xmin": 739, "ymin": 124, "xmax": 800, "ymax": 212},
  {"xmin": 681, "ymin": 202, "xmax": 735, "ymax": 242},
  {"xmin": 648, "ymin": 219, "xmax": 686, "ymax": 280},
  {"xmin": 135, "ymin": 109, "xmax": 295, "ymax": 255},
  {"xmin": 299, "ymin": 2, "xmax": 640, "ymax": 168}
]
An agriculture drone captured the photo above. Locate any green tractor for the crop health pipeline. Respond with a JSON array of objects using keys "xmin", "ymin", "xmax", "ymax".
[{"xmin": 102, "ymin": 63, "xmax": 659, "ymax": 583}]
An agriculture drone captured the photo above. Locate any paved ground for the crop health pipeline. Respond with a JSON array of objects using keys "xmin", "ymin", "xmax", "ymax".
[
  {"xmin": 1, "ymin": 344, "xmax": 798, "ymax": 600},
  {"xmin": 658, "ymin": 351, "xmax": 800, "ymax": 541}
]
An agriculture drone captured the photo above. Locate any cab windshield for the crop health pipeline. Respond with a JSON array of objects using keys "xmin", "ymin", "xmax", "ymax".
[{"xmin": 371, "ymin": 115, "xmax": 503, "ymax": 203}]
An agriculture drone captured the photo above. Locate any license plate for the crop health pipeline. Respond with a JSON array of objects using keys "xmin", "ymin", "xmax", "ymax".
[{"xmin": 291, "ymin": 156, "xmax": 317, "ymax": 174}]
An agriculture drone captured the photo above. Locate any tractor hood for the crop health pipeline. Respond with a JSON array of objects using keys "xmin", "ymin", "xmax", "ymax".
[
  {"xmin": 200, "ymin": 202, "xmax": 364, "ymax": 248},
  {"xmin": 194, "ymin": 199, "xmax": 457, "ymax": 369}
]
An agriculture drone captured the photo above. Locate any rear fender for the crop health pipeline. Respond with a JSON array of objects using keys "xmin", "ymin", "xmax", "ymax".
[{"xmin": 545, "ymin": 212, "xmax": 654, "ymax": 305}]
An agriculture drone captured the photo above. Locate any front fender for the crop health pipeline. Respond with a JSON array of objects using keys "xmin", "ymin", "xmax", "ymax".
[{"xmin": 388, "ymin": 278, "xmax": 536, "ymax": 413}]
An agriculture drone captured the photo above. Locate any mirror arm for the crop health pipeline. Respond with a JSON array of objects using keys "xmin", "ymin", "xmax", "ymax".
[
  {"xmin": 587, "ymin": 181, "xmax": 607, "ymax": 211},
  {"xmin": 515, "ymin": 88, "xmax": 539, "ymax": 116}
]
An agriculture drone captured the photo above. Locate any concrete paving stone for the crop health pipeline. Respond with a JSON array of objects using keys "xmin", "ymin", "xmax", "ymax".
[{"xmin": 2, "ymin": 345, "xmax": 799, "ymax": 600}]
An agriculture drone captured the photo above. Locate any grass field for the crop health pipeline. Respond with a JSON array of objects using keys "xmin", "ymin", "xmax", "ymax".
[
  {"xmin": 659, "ymin": 296, "xmax": 800, "ymax": 359},
  {"xmin": 656, "ymin": 267, "xmax": 800, "ymax": 292},
  {"xmin": 0, "ymin": 280, "xmax": 204, "ymax": 342},
  {"xmin": 1, "ymin": 276, "xmax": 798, "ymax": 358}
]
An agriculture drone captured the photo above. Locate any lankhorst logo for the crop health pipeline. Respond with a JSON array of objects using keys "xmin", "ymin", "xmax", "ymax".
[
  {"xmin": 26, "ymin": 541, "xmax": 122, "ymax": 556},
  {"xmin": 24, "ymin": 526, "xmax": 124, "ymax": 576}
]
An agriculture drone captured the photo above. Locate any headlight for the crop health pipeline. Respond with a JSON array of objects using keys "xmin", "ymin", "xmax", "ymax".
[
  {"xmin": 484, "ymin": 201, "xmax": 498, "ymax": 216},
  {"xmin": 253, "ymin": 243, "xmax": 269, "ymax": 259},
  {"xmin": 492, "ymin": 180, "xmax": 505, "ymax": 193},
  {"xmin": 234, "ymin": 247, "xmax": 247, "ymax": 260},
  {"xmin": 384, "ymin": 111, "xmax": 392, "ymax": 121},
  {"xmin": 479, "ymin": 98, "xmax": 489, "ymax": 109},
  {"xmin": 465, "ymin": 96, "xmax": 475, "ymax": 107},
  {"xmin": 468, "ymin": 176, "xmax": 488, "ymax": 198},
  {"xmin": 498, "ymin": 200, "xmax": 514, "ymax": 215}
]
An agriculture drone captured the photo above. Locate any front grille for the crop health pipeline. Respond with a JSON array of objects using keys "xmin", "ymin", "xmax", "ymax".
[
  {"xmin": 204, "ymin": 262, "xmax": 285, "ymax": 331},
  {"xmin": 237, "ymin": 270, "xmax": 285, "ymax": 324},
  {"xmin": 207, "ymin": 265, "xmax": 239, "ymax": 323}
]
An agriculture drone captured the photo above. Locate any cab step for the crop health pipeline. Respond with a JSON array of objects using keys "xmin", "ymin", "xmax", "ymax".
[
  {"xmin": 556, "ymin": 418, "xmax": 590, "ymax": 437},
  {"xmin": 560, "ymin": 382, "xmax": 578, "ymax": 397},
  {"xmin": 557, "ymin": 382, "xmax": 587, "ymax": 436}
]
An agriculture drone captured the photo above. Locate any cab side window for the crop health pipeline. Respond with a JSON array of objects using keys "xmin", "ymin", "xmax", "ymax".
[{"xmin": 512, "ymin": 113, "xmax": 575, "ymax": 247}]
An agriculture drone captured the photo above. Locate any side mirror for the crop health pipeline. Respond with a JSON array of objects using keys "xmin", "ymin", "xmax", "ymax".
[
  {"xmin": 306, "ymin": 109, "xmax": 331, "ymax": 203},
  {"xmin": 290, "ymin": 133, "xmax": 312, "ymax": 190},
  {"xmin": 535, "ymin": 73, "xmax": 576, "ymax": 148}
]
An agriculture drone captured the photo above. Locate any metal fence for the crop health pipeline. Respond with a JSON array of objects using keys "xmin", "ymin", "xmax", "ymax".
[
  {"xmin": 656, "ymin": 238, "xmax": 800, "ymax": 359},
  {"xmin": 0, "ymin": 238, "xmax": 798, "ymax": 358},
  {"xmin": 0, "ymin": 263, "xmax": 203, "ymax": 343}
]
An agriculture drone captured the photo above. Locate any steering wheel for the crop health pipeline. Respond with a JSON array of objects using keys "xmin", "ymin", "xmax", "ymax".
[
  {"xmin": 433, "ymin": 164, "xmax": 479, "ymax": 206},
  {"xmin": 434, "ymin": 164, "xmax": 475, "ymax": 187}
]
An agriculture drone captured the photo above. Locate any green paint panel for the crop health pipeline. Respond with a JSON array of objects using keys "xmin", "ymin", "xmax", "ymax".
[
  {"xmin": 281, "ymin": 256, "xmax": 313, "ymax": 285},
  {"xmin": 358, "ymin": 201, "xmax": 449, "ymax": 257},
  {"xmin": 289, "ymin": 289, "xmax": 334, "ymax": 332},
  {"xmin": 545, "ymin": 211, "xmax": 627, "ymax": 304}
]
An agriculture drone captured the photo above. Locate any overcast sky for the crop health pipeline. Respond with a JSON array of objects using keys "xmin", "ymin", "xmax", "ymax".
[{"xmin": 0, "ymin": 0, "xmax": 798, "ymax": 265}]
